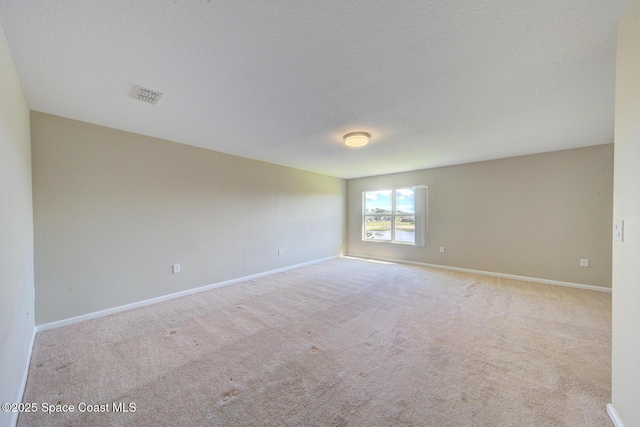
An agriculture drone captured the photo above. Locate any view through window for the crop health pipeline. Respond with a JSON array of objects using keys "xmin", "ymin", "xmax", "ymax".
[{"xmin": 363, "ymin": 187, "xmax": 421, "ymax": 244}]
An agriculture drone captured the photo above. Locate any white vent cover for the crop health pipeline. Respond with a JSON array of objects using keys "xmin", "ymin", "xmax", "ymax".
[{"xmin": 131, "ymin": 85, "xmax": 164, "ymax": 105}]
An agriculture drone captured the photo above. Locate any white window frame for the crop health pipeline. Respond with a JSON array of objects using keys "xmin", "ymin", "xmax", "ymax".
[{"xmin": 362, "ymin": 186, "xmax": 428, "ymax": 246}]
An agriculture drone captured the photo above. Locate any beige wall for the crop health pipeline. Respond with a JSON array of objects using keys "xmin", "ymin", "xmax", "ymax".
[
  {"xmin": 0, "ymin": 19, "xmax": 35, "ymax": 427},
  {"xmin": 31, "ymin": 112, "xmax": 346, "ymax": 325},
  {"xmin": 347, "ymin": 145, "xmax": 613, "ymax": 288},
  {"xmin": 611, "ymin": 1, "xmax": 640, "ymax": 425}
]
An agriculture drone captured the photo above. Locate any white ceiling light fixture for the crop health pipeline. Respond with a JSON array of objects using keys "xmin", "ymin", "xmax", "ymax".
[{"xmin": 343, "ymin": 132, "xmax": 370, "ymax": 148}]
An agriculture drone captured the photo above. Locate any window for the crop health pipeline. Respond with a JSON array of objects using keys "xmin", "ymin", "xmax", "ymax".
[{"xmin": 363, "ymin": 186, "xmax": 427, "ymax": 245}]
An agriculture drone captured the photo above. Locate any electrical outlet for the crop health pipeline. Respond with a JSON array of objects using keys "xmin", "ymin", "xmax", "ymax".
[
  {"xmin": 172, "ymin": 264, "xmax": 181, "ymax": 274},
  {"xmin": 278, "ymin": 249, "xmax": 284, "ymax": 256},
  {"xmin": 580, "ymin": 259, "xmax": 589, "ymax": 268},
  {"xmin": 439, "ymin": 247, "xmax": 445, "ymax": 253}
]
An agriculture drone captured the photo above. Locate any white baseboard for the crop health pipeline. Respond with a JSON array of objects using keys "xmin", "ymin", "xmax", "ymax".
[
  {"xmin": 607, "ymin": 404, "xmax": 625, "ymax": 427},
  {"xmin": 12, "ymin": 327, "xmax": 37, "ymax": 427},
  {"xmin": 343, "ymin": 254, "xmax": 611, "ymax": 293},
  {"xmin": 36, "ymin": 256, "xmax": 338, "ymax": 332}
]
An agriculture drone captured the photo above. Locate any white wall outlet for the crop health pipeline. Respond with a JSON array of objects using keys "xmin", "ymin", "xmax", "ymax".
[
  {"xmin": 439, "ymin": 247, "xmax": 445, "ymax": 253},
  {"xmin": 580, "ymin": 259, "xmax": 589, "ymax": 267},
  {"xmin": 613, "ymin": 220, "xmax": 624, "ymax": 242},
  {"xmin": 278, "ymin": 249, "xmax": 284, "ymax": 256},
  {"xmin": 172, "ymin": 264, "xmax": 181, "ymax": 274}
]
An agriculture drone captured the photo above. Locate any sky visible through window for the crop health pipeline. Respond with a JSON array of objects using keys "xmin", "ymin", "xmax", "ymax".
[
  {"xmin": 364, "ymin": 187, "xmax": 416, "ymax": 243},
  {"xmin": 365, "ymin": 188, "xmax": 415, "ymax": 213}
]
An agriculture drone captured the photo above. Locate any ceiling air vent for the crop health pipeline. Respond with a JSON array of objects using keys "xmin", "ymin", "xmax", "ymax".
[{"xmin": 131, "ymin": 85, "xmax": 164, "ymax": 105}]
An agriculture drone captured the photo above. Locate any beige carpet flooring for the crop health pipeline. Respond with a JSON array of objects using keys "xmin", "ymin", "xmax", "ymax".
[{"xmin": 19, "ymin": 257, "xmax": 612, "ymax": 426}]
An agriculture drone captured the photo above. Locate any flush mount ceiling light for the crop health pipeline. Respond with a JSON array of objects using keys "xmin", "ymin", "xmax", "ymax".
[{"xmin": 343, "ymin": 132, "xmax": 371, "ymax": 148}]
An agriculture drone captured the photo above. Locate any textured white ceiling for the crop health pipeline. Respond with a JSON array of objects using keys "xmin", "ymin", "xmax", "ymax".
[{"xmin": 0, "ymin": 0, "xmax": 630, "ymax": 178}]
